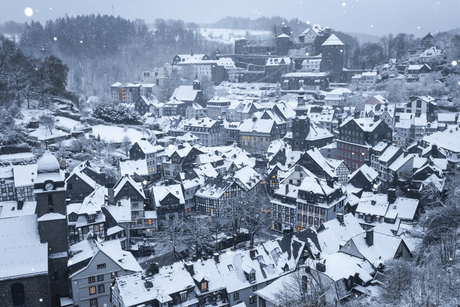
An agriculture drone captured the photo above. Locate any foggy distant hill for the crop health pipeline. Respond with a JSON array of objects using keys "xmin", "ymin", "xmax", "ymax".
[{"xmin": 343, "ymin": 31, "xmax": 381, "ymax": 44}]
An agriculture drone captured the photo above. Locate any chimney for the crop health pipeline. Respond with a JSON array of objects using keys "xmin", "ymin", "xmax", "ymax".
[
  {"xmin": 336, "ymin": 213, "xmax": 344, "ymax": 225},
  {"xmin": 184, "ymin": 262, "xmax": 194, "ymax": 276},
  {"xmin": 326, "ymin": 178, "xmax": 334, "ymax": 189},
  {"xmin": 365, "ymin": 230, "xmax": 374, "ymax": 246},
  {"xmin": 431, "ymin": 144, "xmax": 438, "ymax": 158},
  {"xmin": 374, "ymin": 115, "xmax": 380, "ymax": 122},
  {"xmin": 191, "ymin": 49, "xmax": 194, "ymax": 56},
  {"xmin": 316, "ymin": 262, "xmax": 326, "ymax": 272},
  {"xmin": 250, "ymin": 249, "xmax": 257, "ymax": 260},
  {"xmin": 298, "ymin": 95, "xmax": 305, "ymax": 106},
  {"xmin": 213, "ymin": 253, "xmax": 220, "ymax": 263},
  {"xmin": 108, "ymin": 188, "xmax": 115, "ymax": 205},
  {"xmin": 17, "ymin": 200, "xmax": 24, "ymax": 210},
  {"xmin": 285, "ymin": 184, "xmax": 289, "ymax": 195},
  {"xmin": 388, "ymin": 188, "xmax": 396, "ymax": 204},
  {"xmin": 149, "ymin": 262, "xmax": 159, "ymax": 275},
  {"xmin": 354, "ymin": 112, "xmax": 360, "ymax": 119}
]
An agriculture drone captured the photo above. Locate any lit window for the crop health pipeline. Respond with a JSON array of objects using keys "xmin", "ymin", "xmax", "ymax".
[
  {"xmin": 201, "ymin": 281, "xmax": 208, "ymax": 291},
  {"xmin": 89, "ymin": 286, "xmax": 96, "ymax": 295}
]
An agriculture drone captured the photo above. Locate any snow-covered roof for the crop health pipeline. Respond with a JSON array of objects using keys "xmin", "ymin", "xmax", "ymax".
[
  {"xmin": 356, "ymin": 192, "xmax": 388, "ymax": 217},
  {"xmin": 266, "ymin": 57, "xmax": 291, "ymax": 66},
  {"xmin": 437, "ymin": 113, "xmax": 456, "ymax": 123},
  {"xmin": 13, "ymin": 164, "xmax": 37, "ymax": 188},
  {"xmin": 115, "ymin": 262, "xmax": 195, "ymax": 306},
  {"xmin": 136, "ymin": 140, "xmax": 164, "ymax": 154},
  {"xmin": 372, "ymin": 141, "xmax": 388, "ymax": 152},
  {"xmin": 419, "ymin": 47, "xmax": 443, "ymax": 58},
  {"xmin": 306, "ymin": 121, "xmax": 333, "ymax": 141},
  {"xmin": 385, "ymin": 197, "xmax": 419, "ymax": 221},
  {"xmin": 69, "ymin": 239, "xmax": 141, "ymax": 278},
  {"xmin": 104, "ymin": 199, "xmax": 131, "ymax": 223},
  {"xmin": 97, "ymin": 240, "xmax": 142, "ymax": 272},
  {"xmin": 423, "ymin": 126, "xmax": 460, "ymax": 153},
  {"xmin": 151, "ymin": 184, "xmax": 185, "ymax": 208},
  {"xmin": 317, "ymin": 213, "xmax": 364, "ymax": 256},
  {"xmin": 0, "ymin": 201, "xmax": 37, "ymax": 218},
  {"xmin": 378, "ymin": 146, "xmax": 401, "ymax": 163},
  {"xmin": 37, "ymin": 150, "xmax": 60, "ymax": 173},
  {"xmin": 194, "ymin": 163, "xmax": 219, "ymax": 178},
  {"xmin": 119, "ymin": 159, "xmax": 148, "ymax": 177},
  {"xmin": 346, "ymin": 231, "xmax": 406, "ymax": 267},
  {"xmin": 282, "ymin": 72, "xmax": 328, "ymax": 78},
  {"xmin": 389, "ymin": 154, "xmax": 415, "ymax": 172},
  {"xmin": 0, "ymin": 215, "xmax": 48, "ymax": 281},
  {"xmin": 321, "ymin": 34, "xmax": 344, "ymax": 46},
  {"xmin": 340, "ymin": 117, "xmax": 382, "ymax": 132},
  {"xmin": 313, "ymin": 252, "xmax": 373, "ymax": 283},
  {"xmin": 113, "ymin": 174, "xmax": 145, "ymax": 199},
  {"xmin": 216, "ymin": 237, "xmax": 305, "ymax": 293},
  {"xmin": 239, "ymin": 118, "xmax": 274, "ymax": 134},
  {"xmin": 298, "ymin": 175, "xmax": 337, "ymax": 197},
  {"xmin": 107, "ymin": 225, "xmax": 125, "ymax": 237},
  {"xmin": 37, "ymin": 212, "xmax": 66, "ymax": 222},
  {"xmin": 195, "ymin": 179, "xmax": 233, "ymax": 199},
  {"xmin": 349, "ymin": 164, "xmax": 378, "ymax": 183},
  {"xmin": 233, "ymin": 166, "xmax": 262, "ymax": 191},
  {"xmin": 66, "ymin": 160, "xmax": 99, "ymax": 189},
  {"xmin": 78, "ymin": 185, "xmax": 107, "ymax": 217},
  {"xmin": 171, "ymin": 85, "xmax": 199, "ymax": 102}
]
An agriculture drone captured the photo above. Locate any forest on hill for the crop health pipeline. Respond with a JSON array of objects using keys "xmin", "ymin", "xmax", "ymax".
[{"xmin": 18, "ymin": 15, "xmax": 231, "ymax": 97}]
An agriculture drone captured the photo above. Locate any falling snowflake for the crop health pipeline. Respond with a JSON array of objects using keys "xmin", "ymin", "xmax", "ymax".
[{"xmin": 24, "ymin": 7, "xmax": 33, "ymax": 17}]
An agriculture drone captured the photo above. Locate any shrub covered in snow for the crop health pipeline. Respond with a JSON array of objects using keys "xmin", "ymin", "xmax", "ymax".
[{"xmin": 93, "ymin": 103, "xmax": 144, "ymax": 125}]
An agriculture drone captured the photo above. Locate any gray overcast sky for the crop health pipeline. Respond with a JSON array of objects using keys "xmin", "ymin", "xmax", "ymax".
[{"xmin": 2, "ymin": 0, "xmax": 459, "ymax": 36}]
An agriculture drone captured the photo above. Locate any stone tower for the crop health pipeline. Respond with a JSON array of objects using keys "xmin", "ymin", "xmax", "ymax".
[
  {"xmin": 321, "ymin": 34, "xmax": 344, "ymax": 83},
  {"xmin": 34, "ymin": 151, "xmax": 69, "ymax": 306},
  {"xmin": 291, "ymin": 116, "xmax": 311, "ymax": 151}
]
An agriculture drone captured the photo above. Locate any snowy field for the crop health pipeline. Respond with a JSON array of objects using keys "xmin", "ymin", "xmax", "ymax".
[
  {"xmin": 29, "ymin": 127, "xmax": 69, "ymax": 140},
  {"xmin": 55, "ymin": 116, "xmax": 85, "ymax": 131},
  {"xmin": 90, "ymin": 125, "xmax": 148, "ymax": 143},
  {"xmin": 199, "ymin": 28, "xmax": 271, "ymax": 44}
]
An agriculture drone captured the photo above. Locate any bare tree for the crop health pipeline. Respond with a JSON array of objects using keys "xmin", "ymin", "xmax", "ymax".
[
  {"xmin": 40, "ymin": 114, "xmax": 55, "ymax": 135},
  {"xmin": 184, "ymin": 216, "xmax": 212, "ymax": 259},
  {"xmin": 274, "ymin": 268, "xmax": 337, "ymax": 307},
  {"xmin": 155, "ymin": 217, "xmax": 188, "ymax": 262},
  {"xmin": 121, "ymin": 135, "xmax": 131, "ymax": 156},
  {"xmin": 222, "ymin": 188, "xmax": 271, "ymax": 247}
]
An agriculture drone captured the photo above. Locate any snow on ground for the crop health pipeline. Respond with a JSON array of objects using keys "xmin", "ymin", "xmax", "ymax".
[
  {"xmin": 29, "ymin": 126, "xmax": 69, "ymax": 140},
  {"xmin": 89, "ymin": 125, "xmax": 147, "ymax": 143},
  {"xmin": 198, "ymin": 28, "xmax": 271, "ymax": 44},
  {"xmin": 55, "ymin": 116, "xmax": 85, "ymax": 131},
  {"xmin": 17, "ymin": 108, "xmax": 51, "ymax": 126}
]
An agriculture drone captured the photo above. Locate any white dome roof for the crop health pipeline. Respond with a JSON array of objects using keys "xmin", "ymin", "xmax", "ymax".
[{"xmin": 37, "ymin": 151, "xmax": 60, "ymax": 173}]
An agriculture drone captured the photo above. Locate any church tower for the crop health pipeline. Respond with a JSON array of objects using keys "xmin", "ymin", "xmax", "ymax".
[{"xmin": 34, "ymin": 151, "xmax": 69, "ymax": 306}]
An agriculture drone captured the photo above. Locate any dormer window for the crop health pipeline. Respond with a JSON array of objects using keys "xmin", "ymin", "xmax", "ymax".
[
  {"xmin": 249, "ymin": 272, "xmax": 256, "ymax": 282},
  {"xmin": 200, "ymin": 280, "xmax": 208, "ymax": 291},
  {"xmin": 180, "ymin": 291, "xmax": 187, "ymax": 301}
]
